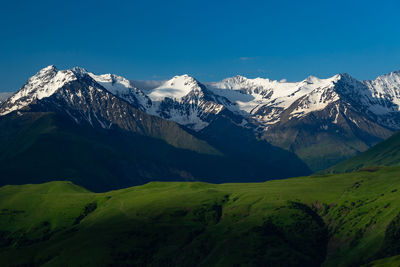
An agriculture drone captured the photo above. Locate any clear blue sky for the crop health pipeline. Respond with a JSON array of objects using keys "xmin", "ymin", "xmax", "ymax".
[{"xmin": 1, "ymin": 0, "xmax": 400, "ymax": 91}]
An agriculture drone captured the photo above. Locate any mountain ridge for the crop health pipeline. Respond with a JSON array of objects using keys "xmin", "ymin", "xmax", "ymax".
[
  {"xmin": 4, "ymin": 66, "xmax": 400, "ymax": 132},
  {"xmin": 2, "ymin": 65, "xmax": 400, "ymax": 171}
]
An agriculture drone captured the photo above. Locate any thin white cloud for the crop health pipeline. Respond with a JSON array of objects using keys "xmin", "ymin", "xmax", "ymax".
[{"xmin": 239, "ymin": 57, "xmax": 253, "ymax": 61}]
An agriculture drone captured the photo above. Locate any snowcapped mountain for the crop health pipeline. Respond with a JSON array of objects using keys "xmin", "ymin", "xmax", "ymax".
[
  {"xmin": 142, "ymin": 75, "xmax": 237, "ymax": 130},
  {"xmin": 134, "ymin": 70, "xmax": 400, "ymax": 170},
  {"xmin": 79, "ymin": 70, "xmax": 235, "ymax": 130},
  {"xmin": 10, "ymin": 65, "xmax": 400, "ymax": 134},
  {"xmin": 256, "ymin": 73, "xmax": 399, "ymax": 170},
  {"xmin": 2, "ymin": 65, "xmax": 400, "ymax": 171},
  {"xmin": 0, "ymin": 66, "xmax": 218, "ymax": 154},
  {"xmin": 91, "ymin": 72, "xmax": 238, "ymax": 131},
  {"xmin": 358, "ymin": 71, "xmax": 400, "ymax": 128},
  {"xmin": 207, "ymin": 72, "xmax": 400, "ymax": 131},
  {"xmin": 207, "ymin": 74, "xmax": 342, "ymax": 126},
  {"xmin": 0, "ymin": 65, "xmax": 77, "ymax": 115}
]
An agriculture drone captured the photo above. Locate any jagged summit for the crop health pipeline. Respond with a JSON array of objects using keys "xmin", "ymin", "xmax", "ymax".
[
  {"xmin": 0, "ymin": 65, "xmax": 78, "ymax": 115},
  {"xmin": 3, "ymin": 65, "xmax": 400, "ymax": 132},
  {"xmin": 338, "ymin": 72, "xmax": 352, "ymax": 78},
  {"xmin": 208, "ymin": 73, "xmax": 342, "ymax": 119}
]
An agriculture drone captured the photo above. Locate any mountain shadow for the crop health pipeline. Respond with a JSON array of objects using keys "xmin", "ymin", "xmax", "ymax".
[
  {"xmin": 196, "ymin": 115, "xmax": 311, "ymax": 181},
  {"xmin": 0, "ymin": 111, "xmax": 310, "ymax": 192}
]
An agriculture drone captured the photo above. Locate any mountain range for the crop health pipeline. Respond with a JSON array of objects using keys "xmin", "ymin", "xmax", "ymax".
[
  {"xmin": 3, "ymin": 66, "xmax": 400, "ymax": 266},
  {"xmin": 0, "ymin": 66, "xmax": 310, "ymax": 191},
  {"xmin": 1, "ymin": 66, "xmax": 400, "ymax": 189}
]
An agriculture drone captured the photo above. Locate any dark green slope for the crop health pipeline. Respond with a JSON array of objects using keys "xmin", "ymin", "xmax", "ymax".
[
  {"xmin": 197, "ymin": 116, "xmax": 311, "ymax": 180},
  {"xmin": 0, "ymin": 112, "xmax": 310, "ymax": 191},
  {"xmin": 2, "ymin": 167, "xmax": 400, "ymax": 266},
  {"xmin": 327, "ymin": 131, "xmax": 400, "ymax": 173},
  {"xmin": 0, "ymin": 111, "xmax": 218, "ymax": 192}
]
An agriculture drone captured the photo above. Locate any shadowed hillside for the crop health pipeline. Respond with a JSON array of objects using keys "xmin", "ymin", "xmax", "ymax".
[{"xmin": 0, "ymin": 111, "xmax": 310, "ymax": 192}]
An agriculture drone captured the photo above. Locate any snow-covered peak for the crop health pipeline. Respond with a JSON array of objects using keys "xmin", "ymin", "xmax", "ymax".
[
  {"xmin": 0, "ymin": 65, "xmax": 78, "ymax": 115},
  {"xmin": 208, "ymin": 74, "xmax": 341, "ymax": 112},
  {"xmin": 337, "ymin": 73, "xmax": 359, "ymax": 83},
  {"xmin": 146, "ymin": 74, "xmax": 202, "ymax": 101},
  {"xmin": 360, "ymin": 71, "xmax": 400, "ymax": 116},
  {"xmin": 366, "ymin": 71, "xmax": 400, "ymax": 91},
  {"xmin": 5, "ymin": 65, "xmax": 400, "ymax": 132},
  {"xmin": 16, "ymin": 65, "xmax": 76, "ymax": 98},
  {"xmin": 40, "ymin": 65, "xmax": 58, "ymax": 73}
]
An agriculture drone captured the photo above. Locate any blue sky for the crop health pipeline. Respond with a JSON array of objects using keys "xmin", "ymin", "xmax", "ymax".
[{"xmin": 1, "ymin": 0, "xmax": 400, "ymax": 91}]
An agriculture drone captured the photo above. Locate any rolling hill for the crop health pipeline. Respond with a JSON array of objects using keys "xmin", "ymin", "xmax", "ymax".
[{"xmin": 2, "ymin": 167, "xmax": 400, "ymax": 266}]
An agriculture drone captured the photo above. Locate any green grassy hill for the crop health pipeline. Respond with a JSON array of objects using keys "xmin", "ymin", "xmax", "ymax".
[
  {"xmin": 327, "ymin": 132, "xmax": 400, "ymax": 173},
  {"xmin": 2, "ymin": 167, "xmax": 400, "ymax": 266}
]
